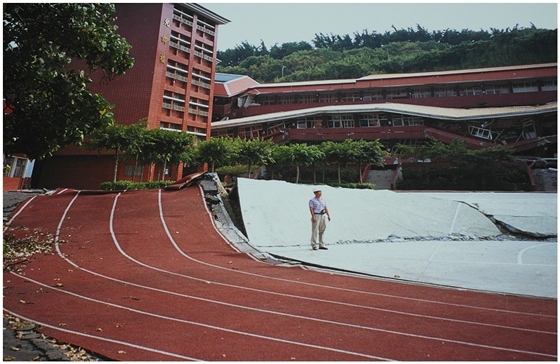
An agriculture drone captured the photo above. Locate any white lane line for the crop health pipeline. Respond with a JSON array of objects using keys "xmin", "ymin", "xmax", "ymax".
[
  {"xmin": 3, "ymin": 308, "xmax": 198, "ymax": 361},
  {"xmin": 4, "ymin": 195, "xmax": 37, "ymax": 231},
  {"xmin": 108, "ymin": 191, "xmax": 559, "ymax": 345},
  {"xmin": 449, "ymin": 203, "xmax": 461, "ymax": 234},
  {"xmin": 6, "ymin": 194, "xmax": 547, "ymax": 362},
  {"xmin": 55, "ymin": 191, "xmax": 80, "ymax": 242},
  {"xmin": 517, "ymin": 243, "xmax": 557, "ymax": 265},
  {"xmin": 59, "ymin": 192, "xmax": 557, "ymax": 357},
  {"xmin": 160, "ymin": 189, "xmax": 557, "ymax": 320},
  {"xmin": 7, "ymin": 272, "xmax": 389, "ymax": 361}
]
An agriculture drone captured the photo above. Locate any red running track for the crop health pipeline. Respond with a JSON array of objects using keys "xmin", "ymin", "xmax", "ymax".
[{"xmin": 3, "ymin": 186, "xmax": 557, "ymax": 361}]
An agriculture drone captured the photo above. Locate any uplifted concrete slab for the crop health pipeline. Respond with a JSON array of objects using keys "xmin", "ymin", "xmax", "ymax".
[
  {"xmin": 237, "ymin": 179, "xmax": 502, "ymax": 246},
  {"xmin": 419, "ymin": 192, "xmax": 557, "ymax": 237},
  {"xmin": 236, "ymin": 178, "xmax": 557, "ymax": 298}
]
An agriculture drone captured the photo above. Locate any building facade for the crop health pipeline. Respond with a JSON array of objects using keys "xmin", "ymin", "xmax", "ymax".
[
  {"xmin": 32, "ymin": 3, "xmax": 229, "ymax": 190},
  {"xmin": 212, "ymin": 64, "xmax": 557, "ymax": 158}
]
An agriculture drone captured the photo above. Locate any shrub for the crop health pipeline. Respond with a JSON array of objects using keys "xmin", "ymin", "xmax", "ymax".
[{"xmin": 100, "ymin": 180, "xmax": 175, "ymax": 191}]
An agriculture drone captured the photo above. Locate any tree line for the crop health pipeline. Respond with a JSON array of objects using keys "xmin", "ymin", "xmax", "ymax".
[
  {"xmin": 88, "ymin": 121, "xmax": 387, "ymax": 186},
  {"xmin": 217, "ymin": 25, "xmax": 557, "ymax": 82},
  {"xmin": 90, "ymin": 120, "xmax": 524, "ymax": 190}
]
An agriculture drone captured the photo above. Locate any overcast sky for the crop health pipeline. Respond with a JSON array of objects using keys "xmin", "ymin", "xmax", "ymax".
[{"xmin": 201, "ymin": 2, "xmax": 558, "ymax": 51}]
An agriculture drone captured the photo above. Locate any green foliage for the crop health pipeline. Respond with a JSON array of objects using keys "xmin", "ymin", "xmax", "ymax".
[
  {"xmin": 215, "ymin": 164, "xmax": 257, "ymax": 177},
  {"xmin": 141, "ymin": 129, "xmax": 195, "ymax": 181},
  {"xmin": 3, "ymin": 3, "xmax": 134, "ymax": 160},
  {"xmin": 327, "ymin": 182, "xmax": 376, "ymax": 190},
  {"xmin": 395, "ymin": 138, "xmax": 528, "ymax": 190},
  {"xmin": 87, "ymin": 121, "xmax": 195, "ymax": 182},
  {"xmin": 197, "ymin": 136, "xmax": 238, "ymax": 172},
  {"xmin": 100, "ymin": 180, "xmax": 175, "ymax": 191},
  {"xmin": 236, "ymin": 138, "xmax": 275, "ymax": 176},
  {"xmin": 217, "ymin": 25, "xmax": 556, "ymax": 82}
]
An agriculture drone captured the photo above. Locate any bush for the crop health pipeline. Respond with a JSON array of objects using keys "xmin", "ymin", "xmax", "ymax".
[
  {"xmin": 100, "ymin": 180, "xmax": 175, "ymax": 191},
  {"xmin": 327, "ymin": 182, "xmax": 376, "ymax": 190}
]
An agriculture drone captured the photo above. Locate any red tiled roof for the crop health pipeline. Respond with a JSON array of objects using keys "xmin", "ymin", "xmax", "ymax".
[
  {"xmin": 238, "ymin": 63, "xmax": 557, "ymax": 95},
  {"xmin": 214, "ymin": 75, "xmax": 260, "ymax": 97}
]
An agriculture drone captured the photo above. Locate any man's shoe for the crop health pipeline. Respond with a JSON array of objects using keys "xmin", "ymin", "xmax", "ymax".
[
  {"xmin": 319, "ymin": 246, "xmax": 328, "ymax": 250},
  {"xmin": 312, "ymin": 247, "xmax": 318, "ymax": 250}
]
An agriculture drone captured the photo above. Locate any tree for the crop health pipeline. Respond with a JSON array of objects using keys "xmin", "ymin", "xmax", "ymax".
[
  {"xmin": 321, "ymin": 140, "xmax": 351, "ymax": 185},
  {"xmin": 142, "ymin": 129, "xmax": 194, "ymax": 181},
  {"xmin": 346, "ymin": 139, "xmax": 387, "ymax": 183},
  {"xmin": 396, "ymin": 138, "xmax": 518, "ymax": 189},
  {"xmin": 123, "ymin": 120, "xmax": 151, "ymax": 182},
  {"xmin": 88, "ymin": 123, "xmax": 130, "ymax": 183},
  {"xmin": 197, "ymin": 137, "xmax": 237, "ymax": 172},
  {"xmin": 273, "ymin": 143, "xmax": 325, "ymax": 184},
  {"xmin": 236, "ymin": 138, "xmax": 275, "ymax": 177},
  {"xmin": 3, "ymin": 3, "xmax": 134, "ymax": 160}
]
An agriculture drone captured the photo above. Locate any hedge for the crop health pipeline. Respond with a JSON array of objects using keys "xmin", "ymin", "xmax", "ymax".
[{"xmin": 100, "ymin": 180, "xmax": 176, "ymax": 191}]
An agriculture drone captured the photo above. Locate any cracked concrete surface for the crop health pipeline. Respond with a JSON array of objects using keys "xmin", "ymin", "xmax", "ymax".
[{"xmin": 235, "ymin": 178, "xmax": 557, "ymax": 298}]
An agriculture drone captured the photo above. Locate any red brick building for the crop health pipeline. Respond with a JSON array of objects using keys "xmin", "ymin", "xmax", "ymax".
[
  {"xmin": 32, "ymin": 3, "xmax": 229, "ymax": 190},
  {"xmin": 212, "ymin": 63, "xmax": 557, "ymax": 157}
]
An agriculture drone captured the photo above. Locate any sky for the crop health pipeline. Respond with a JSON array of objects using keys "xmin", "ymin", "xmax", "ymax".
[{"xmin": 201, "ymin": 2, "xmax": 558, "ymax": 51}]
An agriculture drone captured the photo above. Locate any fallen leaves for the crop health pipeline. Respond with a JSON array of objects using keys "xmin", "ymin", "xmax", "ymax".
[
  {"xmin": 4, "ymin": 312, "xmax": 99, "ymax": 361},
  {"xmin": 3, "ymin": 227, "xmax": 63, "ymax": 272}
]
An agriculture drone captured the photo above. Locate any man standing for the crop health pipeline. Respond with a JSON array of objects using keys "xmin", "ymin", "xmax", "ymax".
[{"xmin": 309, "ymin": 187, "xmax": 331, "ymax": 250}]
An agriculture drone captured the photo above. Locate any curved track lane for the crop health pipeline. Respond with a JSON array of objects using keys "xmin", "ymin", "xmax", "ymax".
[{"xmin": 3, "ymin": 187, "xmax": 557, "ymax": 361}]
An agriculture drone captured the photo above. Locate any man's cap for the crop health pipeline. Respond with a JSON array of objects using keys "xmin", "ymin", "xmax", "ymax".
[{"xmin": 313, "ymin": 187, "xmax": 321, "ymax": 193}]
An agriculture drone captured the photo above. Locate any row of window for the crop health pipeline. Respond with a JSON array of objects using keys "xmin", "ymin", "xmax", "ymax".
[
  {"xmin": 159, "ymin": 122, "xmax": 207, "ymax": 138},
  {"xmin": 256, "ymin": 80, "xmax": 557, "ymax": 105},
  {"xmin": 172, "ymin": 6, "xmax": 215, "ymax": 41},
  {"xmin": 294, "ymin": 113, "xmax": 425, "ymax": 129},
  {"xmin": 216, "ymin": 113, "xmax": 427, "ymax": 139},
  {"xmin": 166, "ymin": 60, "xmax": 211, "ymax": 91}
]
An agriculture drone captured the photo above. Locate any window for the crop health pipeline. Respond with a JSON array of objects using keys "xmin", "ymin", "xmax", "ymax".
[
  {"xmin": 238, "ymin": 125, "xmax": 262, "ymax": 139},
  {"xmin": 187, "ymin": 126, "xmax": 207, "ymax": 138},
  {"xmin": 392, "ymin": 114, "xmax": 424, "ymax": 127},
  {"xmin": 188, "ymin": 97, "xmax": 209, "ymax": 117},
  {"xmin": 125, "ymin": 165, "xmax": 143, "ymax": 177},
  {"xmin": 411, "ymin": 88, "xmax": 431, "ymax": 99},
  {"xmin": 163, "ymin": 91, "xmax": 186, "ymax": 116},
  {"xmin": 340, "ymin": 92, "xmax": 361, "ymax": 102},
  {"xmin": 166, "ymin": 60, "xmax": 188, "ymax": 86},
  {"xmin": 172, "ymin": 6, "xmax": 194, "ymax": 30},
  {"xmin": 298, "ymin": 94, "xmax": 316, "ymax": 104},
  {"xmin": 194, "ymin": 41, "xmax": 214, "ymax": 65},
  {"xmin": 318, "ymin": 93, "xmax": 337, "ymax": 103},
  {"xmin": 160, "ymin": 121, "xmax": 182, "ymax": 131},
  {"xmin": 277, "ymin": 95, "xmax": 295, "ymax": 105},
  {"xmin": 169, "ymin": 31, "xmax": 191, "ymax": 58},
  {"xmin": 434, "ymin": 87, "xmax": 457, "ymax": 97},
  {"xmin": 327, "ymin": 115, "xmax": 354, "ymax": 128},
  {"xmin": 257, "ymin": 95, "xmax": 275, "ymax": 105},
  {"xmin": 468, "ymin": 125, "xmax": 493, "ymax": 140},
  {"xmin": 512, "ymin": 81, "xmax": 538, "ymax": 93},
  {"xmin": 195, "ymin": 17, "xmax": 215, "ymax": 41},
  {"xmin": 541, "ymin": 80, "xmax": 557, "ymax": 92},
  {"xmin": 296, "ymin": 116, "xmax": 323, "ymax": 129},
  {"xmin": 358, "ymin": 114, "xmax": 384, "ymax": 127},
  {"xmin": 363, "ymin": 91, "xmax": 384, "ymax": 101},
  {"xmin": 459, "ymin": 85, "xmax": 484, "ymax": 96},
  {"xmin": 484, "ymin": 84, "xmax": 510, "ymax": 95},
  {"xmin": 191, "ymin": 69, "xmax": 211, "ymax": 92},
  {"xmin": 386, "ymin": 89, "xmax": 408, "ymax": 99}
]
